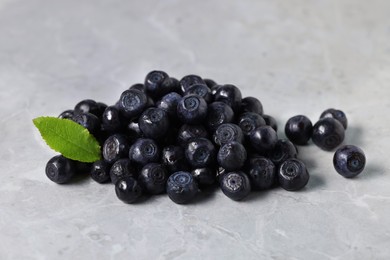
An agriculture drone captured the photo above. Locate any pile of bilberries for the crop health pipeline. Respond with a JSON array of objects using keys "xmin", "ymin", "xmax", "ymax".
[{"xmin": 45, "ymin": 71, "xmax": 366, "ymax": 204}]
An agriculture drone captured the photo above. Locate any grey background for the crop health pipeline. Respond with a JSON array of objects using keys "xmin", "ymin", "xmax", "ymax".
[{"xmin": 1, "ymin": 0, "xmax": 390, "ymax": 259}]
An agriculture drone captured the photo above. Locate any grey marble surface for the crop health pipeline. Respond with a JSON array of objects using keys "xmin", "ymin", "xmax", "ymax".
[{"xmin": 1, "ymin": 0, "xmax": 390, "ymax": 259}]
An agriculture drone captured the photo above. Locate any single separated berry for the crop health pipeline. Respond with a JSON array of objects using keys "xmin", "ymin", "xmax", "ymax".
[
  {"xmin": 167, "ymin": 171, "xmax": 198, "ymax": 204},
  {"xmin": 320, "ymin": 108, "xmax": 348, "ymax": 129},
  {"xmin": 240, "ymin": 96, "xmax": 263, "ymax": 115},
  {"xmin": 103, "ymin": 134, "xmax": 131, "ymax": 164},
  {"xmin": 220, "ymin": 171, "xmax": 251, "ymax": 201},
  {"xmin": 217, "ymin": 141, "xmax": 247, "ymax": 171},
  {"xmin": 249, "ymin": 126, "xmax": 278, "ymax": 154},
  {"xmin": 268, "ymin": 139, "xmax": 297, "ymax": 166},
  {"xmin": 185, "ymin": 84, "xmax": 212, "ymax": 103},
  {"xmin": 179, "ymin": 74, "xmax": 206, "ymax": 93},
  {"xmin": 162, "ymin": 145, "xmax": 189, "ymax": 173},
  {"xmin": 139, "ymin": 107, "xmax": 170, "ymax": 138},
  {"xmin": 74, "ymin": 99, "xmax": 101, "ymax": 118},
  {"xmin": 72, "ymin": 112, "xmax": 100, "ymax": 135},
  {"xmin": 185, "ymin": 138, "xmax": 216, "ymax": 168},
  {"xmin": 191, "ymin": 168, "xmax": 216, "ymax": 188},
  {"xmin": 115, "ymin": 176, "xmax": 143, "ymax": 204},
  {"xmin": 129, "ymin": 138, "xmax": 160, "ymax": 165},
  {"xmin": 285, "ymin": 115, "xmax": 313, "ymax": 145},
  {"xmin": 333, "ymin": 145, "xmax": 366, "ymax": 178},
  {"xmin": 213, "ymin": 123, "xmax": 244, "ymax": 146},
  {"xmin": 156, "ymin": 92, "xmax": 182, "ymax": 118},
  {"xmin": 110, "ymin": 159, "xmax": 137, "ymax": 184},
  {"xmin": 206, "ymin": 102, "xmax": 234, "ymax": 131},
  {"xmin": 177, "ymin": 94, "xmax": 208, "ymax": 124},
  {"xmin": 177, "ymin": 124, "xmax": 209, "ymax": 148},
  {"xmin": 45, "ymin": 155, "xmax": 76, "ymax": 184},
  {"xmin": 238, "ymin": 112, "xmax": 266, "ymax": 137},
  {"xmin": 90, "ymin": 160, "xmax": 111, "ymax": 183},
  {"xmin": 144, "ymin": 70, "xmax": 169, "ymax": 98},
  {"xmin": 214, "ymin": 84, "xmax": 242, "ymax": 112},
  {"xmin": 138, "ymin": 163, "xmax": 168, "ymax": 194},
  {"xmin": 118, "ymin": 89, "xmax": 148, "ymax": 118},
  {"xmin": 246, "ymin": 157, "xmax": 275, "ymax": 190},
  {"xmin": 312, "ymin": 118, "xmax": 345, "ymax": 151},
  {"xmin": 278, "ymin": 158, "xmax": 309, "ymax": 191}
]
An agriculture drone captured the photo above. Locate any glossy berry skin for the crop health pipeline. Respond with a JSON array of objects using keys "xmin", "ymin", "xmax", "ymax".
[
  {"xmin": 240, "ymin": 97, "xmax": 263, "ymax": 115},
  {"xmin": 118, "ymin": 89, "xmax": 148, "ymax": 118},
  {"xmin": 204, "ymin": 78, "xmax": 217, "ymax": 89},
  {"xmin": 238, "ymin": 112, "xmax": 266, "ymax": 137},
  {"xmin": 167, "ymin": 171, "xmax": 198, "ymax": 204},
  {"xmin": 129, "ymin": 138, "xmax": 160, "ymax": 165},
  {"xmin": 206, "ymin": 102, "xmax": 234, "ymax": 131},
  {"xmin": 126, "ymin": 121, "xmax": 142, "ymax": 139},
  {"xmin": 217, "ymin": 141, "xmax": 247, "ymax": 171},
  {"xmin": 320, "ymin": 108, "xmax": 348, "ymax": 130},
  {"xmin": 278, "ymin": 158, "xmax": 309, "ymax": 191},
  {"xmin": 74, "ymin": 99, "xmax": 101, "ymax": 118},
  {"xmin": 45, "ymin": 155, "xmax": 76, "ymax": 184},
  {"xmin": 191, "ymin": 168, "xmax": 216, "ymax": 188},
  {"xmin": 262, "ymin": 114, "xmax": 278, "ymax": 132},
  {"xmin": 96, "ymin": 102, "xmax": 107, "ymax": 118},
  {"xmin": 103, "ymin": 134, "xmax": 131, "ymax": 164},
  {"xmin": 214, "ymin": 84, "xmax": 242, "ymax": 112},
  {"xmin": 312, "ymin": 118, "xmax": 345, "ymax": 151},
  {"xmin": 72, "ymin": 112, "xmax": 100, "ymax": 135},
  {"xmin": 138, "ymin": 163, "xmax": 168, "ymax": 194},
  {"xmin": 210, "ymin": 84, "xmax": 222, "ymax": 96},
  {"xmin": 129, "ymin": 83, "xmax": 145, "ymax": 92},
  {"xmin": 162, "ymin": 145, "xmax": 189, "ymax": 173},
  {"xmin": 268, "ymin": 139, "xmax": 297, "ymax": 166},
  {"xmin": 185, "ymin": 84, "xmax": 212, "ymax": 103},
  {"xmin": 115, "ymin": 176, "xmax": 143, "ymax": 204},
  {"xmin": 220, "ymin": 171, "xmax": 251, "ymax": 201},
  {"xmin": 246, "ymin": 157, "xmax": 275, "ymax": 190},
  {"xmin": 156, "ymin": 92, "xmax": 182, "ymax": 118},
  {"xmin": 249, "ymin": 126, "xmax": 278, "ymax": 154},
  {"xmin": 139, "ymin": 107, "xmax": 170, "ymax": 138},
  {"xmin": 185, "ymin": 138, "xmax": 216, "ymax": 168},
  {"xmin": 58, "ymin": 110, "xmax": 74, "ymax": 120},
  {"xmin": 285, "ymin": 115, "xmax": 313, "ymax": 145},
  {"xmin": 102, "ymin": 106, "xmax": 123, "ymax": 132},
  {"xmin": 333, "ymin": 145, "xmax": 366, "ymax": 178},
  {"xmin": 177, "ymin": 95, "xmax": 208, "ymax": 124},
  {"xmin": 180, "ymin": 74, "xmax": 206, "ymax": 93},
  {"xmin": 110, "ymin": 159, "xmax": 137, "ymax": 184},
  {"xmin": 144, "ymin": 70, "xmax": 169, "ymax": 98},
  {"xmin": 177, "ymin": 124, "xmax": 209, "ymax": 148},
  {"xmin": 213, "ymin": 123, "xmax": 244, "ymax": 146},
  {"xmin": 90, "ymin": 160, "xmax": 111, "ymax": 183}
]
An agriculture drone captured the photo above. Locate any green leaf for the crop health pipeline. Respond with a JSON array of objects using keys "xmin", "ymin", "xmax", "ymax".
[{"xmin": 33, "ymin": 116, "xmax": 101, "ymax": 163}]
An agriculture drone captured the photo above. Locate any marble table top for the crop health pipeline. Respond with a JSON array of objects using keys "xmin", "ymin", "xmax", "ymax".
[{"xmin": 1, "ymin": 0, "xmax": 389, "ymax": 259}]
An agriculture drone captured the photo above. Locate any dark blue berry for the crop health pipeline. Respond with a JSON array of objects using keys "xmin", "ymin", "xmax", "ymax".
[
  {"xmin": 240, "ymin": 97, "xmax": 263, "ymax": 115},
  {"xmin": 213, "ymin": 123, "xmax": 244, "ymax": 146},
  {"xmin": 220, "ymin": 171, "xmax": 251, "ymax": 201},
  {"xmin": 138, "ymin": 163, "xmax": 168, "ymax": 194},
  {"xmin": 45, "ymin": 155, "xmax": 76, "ymax": 184},
  {"xmin": 191, "ymin": 168, "xmax": 216, "ymax": 188},
  {"xmin": 167, "ymin": 171, "xmax": 198, "ymax": 204},
  {"xmin": 246, "ymin": 157, "xmax": 275, "ymax": 190},
  {"xmin": 102, "ymin": 106, "xmax": 123, "ymax": 132},
  {"xmin": 312, "ymin": 118, "xmax": 345, "ymax": 151},
  {"xmin": 210, "ymin": 84, "xmax": 222, "ymax": 96},
  {"xmin": 206, "ymin": 102, "xmax": 234, "ymax": 131},
  {"xmin": 58, "ymin": 110, "xmax": 74, "ymax": 120},
  {"xmin": 285, "ymin": 115, "xmax": 313, "ymax": 145},
  {"xmin": 110, "ymin": 159, "xmax": 137, "ymax": 184},
  {"xmin": 179, "ymin": 74, "xmax": 206, "ymax": 93},
  {"xmin": 320, "ymin": 108, "xmax": 348, "ymax": 130},
  {"xmin": 139, "ymin": 107, "xmax": 170, "ymax": 138},
  {"xmin": 177, "ymin": 94, "xmax": 208, "ymax": 124},
  {"xmin": 72, "ymin": 112, "xmax": 100, "ymax": 135},
  {"xmin": 129, "ymin": 138, "xmax": 160, "ymax": 165},
  {"xmin": 74, "ymin": 99, "xmax": 100, "ymax": 118},
  {"xmin": 238, "ymin": 112, "xmax": 266, "ymax": 137},
  {"xmin": 214, "ymin": 84, "xmax": 242, "ymax": 112},
  {"xmin": 129, "ymin": 83, "xmax": 145, "ymax": 92},
  {"xmin": 249, "ymin": 126, "xmax": 278, "ymax": 154},
  {"xmin": 185, "ymin": 138, "xmax": 216, "ymax": 168},
  {"xmin": 217, "ymin": 141, "xmax": 247, "ymax": 171},
  {"xmin": 102, "ymin": 134, "xmax": 131, "ymax": 164},
  {"xmin": 90, "ymin": 160, "xmax": 111, "ymax": 183},
  {"xmin": 278, "ymin": 158, "xmax": 309, "ymax": 191},
  {"xmin": 185, "ymin": 84, "xmax": 212, "ymax": 103},
  {"xmin": 162, "ymin": 145, "xmax": 189, "ymax": 173},
  {"xmin": 333, "ymin": 145, "xmax": 366, "ymax": 178},
  {"xmin": 118, "ymin": 89, "xmax": 148, "ymax": 118},
  {"xmin": 96, "ymin": 102, "xmax": 107, "ymax": 118},
  {"xmin": 126, "ymin": 121, "xmax": 142, "ymax": 139},
  {"xmin": 177, "ymin": 124, "xmax": 209, "ymax": 148},
  {"xmin": 156, "ymin": 92, "xmax": 182, "ymax": 118},
  {"xmin": 204, "ymin": 78, "xmax": 217, "ymax": 89},
  {"xmin": 160, "ymin": 77, "xmax": 181, "ymax": 96},
  {"xmin": 268, "ymin": 139, "xmax": 297, "ymax": 166},
  {"xmin": 115, "ymin": 176, "xmax": 143, "ymax": 204},
  {"xmin": 262, "ymin": 114, "xmax": 278, "ymax": 132},
  {"xmin": 144, "ymin": 70, "xmax": 169, "ymax": 98}
]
